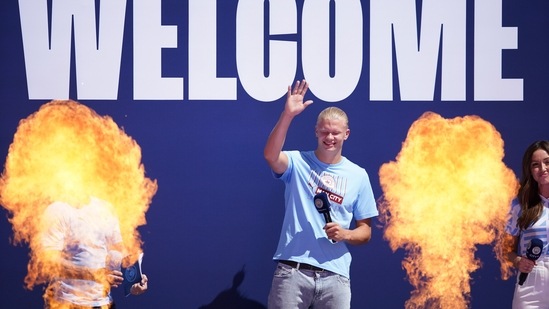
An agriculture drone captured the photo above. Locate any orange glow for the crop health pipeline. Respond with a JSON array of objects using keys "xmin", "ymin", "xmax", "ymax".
[
  {"xmin": 0, "ymin": 100, "xmax": 157, "ymax": 293},
  {"xmin": 379, "ymin": 112, "xmax": 517, "ymax": 309}
]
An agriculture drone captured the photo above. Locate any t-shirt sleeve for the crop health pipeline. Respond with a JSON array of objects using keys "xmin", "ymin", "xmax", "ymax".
[
  {"xmin": 353, "ymin": 171, "xmax": 379, "ymax": 220},
  {"xmin": 505, "ymin": 200, "xmax": 521, "ymax": 237},
  {"xmin": 274, "ymin": 150, "xmax": 296, "ymax": 182}
]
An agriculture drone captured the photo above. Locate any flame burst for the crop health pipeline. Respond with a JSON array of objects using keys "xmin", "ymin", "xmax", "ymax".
[
  {"xmin": 379, "ymin": 112, "xmax": 517, "ymax": 309},
  {"xmin": 0, "ymin": 100, "xmax": 157, "ymax": 291}
]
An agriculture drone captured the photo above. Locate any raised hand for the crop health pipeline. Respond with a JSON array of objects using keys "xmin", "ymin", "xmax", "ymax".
[{"xmin": 284, "ymin": 80, "xmax": 313, "ymax": 117}]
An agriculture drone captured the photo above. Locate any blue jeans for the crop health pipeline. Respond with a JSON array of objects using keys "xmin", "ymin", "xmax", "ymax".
[{"xmin": 268, "ymin": 262, "xmax": 351, "ymax": 309}]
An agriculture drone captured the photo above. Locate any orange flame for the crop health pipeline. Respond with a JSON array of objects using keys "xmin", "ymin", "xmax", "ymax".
[
  {"xmin": 379, "ymin": 112, "xmax": 517, "ymax": 309},
  {"xmin": 0, "ymin": 100, "xmax": 157, "ymax": 291}
]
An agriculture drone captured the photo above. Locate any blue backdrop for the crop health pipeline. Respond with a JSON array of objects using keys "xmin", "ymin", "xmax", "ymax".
[{"xmin": 1, "ymin": 0, "xmax": 548, "ymax": 308}]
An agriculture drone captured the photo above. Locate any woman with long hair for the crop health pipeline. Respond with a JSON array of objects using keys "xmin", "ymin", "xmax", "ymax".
[{"xmin": 504, "ymin": 140, "xmax": 549, "ymax": 308}]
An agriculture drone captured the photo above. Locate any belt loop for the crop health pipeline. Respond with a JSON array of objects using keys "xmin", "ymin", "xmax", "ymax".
[{"xmin": 295, "ymin": 262, "xmax": 301, "ymax": 270}]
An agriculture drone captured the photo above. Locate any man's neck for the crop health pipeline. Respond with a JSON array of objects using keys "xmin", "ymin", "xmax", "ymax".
[{"xmin": 315, "ymin": 149, "xmax": 342, "ymax": 164}]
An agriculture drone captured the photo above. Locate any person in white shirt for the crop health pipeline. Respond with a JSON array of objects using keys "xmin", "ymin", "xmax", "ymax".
[{"xmin": 503, "ymin": 140, "xmax": 549, "ymax": 309}]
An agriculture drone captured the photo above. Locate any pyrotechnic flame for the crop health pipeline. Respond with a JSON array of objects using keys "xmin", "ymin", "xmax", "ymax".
[
  {"xmin": 379, "ymin": 112, "xmax": 517, "ymax": 309},
  {"xmin": 0, "ymin": 100, "xmax": 157, "ymax": 292}
]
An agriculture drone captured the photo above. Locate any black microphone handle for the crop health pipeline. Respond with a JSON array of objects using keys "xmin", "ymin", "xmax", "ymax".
[
  {"xmin": 518, "ymin": 272, "xmax": 528, "ymax": 286},
  {"xmin": 517, "ymin": 238, "xmax": 543, "ymax": 286},
  {"xmin": 322, "ymin": 212, "xmax": 336, "ymax": 243}
]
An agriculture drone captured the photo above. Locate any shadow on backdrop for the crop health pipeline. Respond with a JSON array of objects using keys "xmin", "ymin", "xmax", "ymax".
[{"xmin": 198, "ymin": 266, "xmax": 266, "ymax": 309}]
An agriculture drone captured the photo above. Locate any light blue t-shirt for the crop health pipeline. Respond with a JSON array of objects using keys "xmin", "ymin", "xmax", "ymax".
[
  {"xmin": 505, "ymin": 195, "xmax": 549, "ymax": 257},
  {"xmin": 272, "ymin": 150, "xmax": 378, "ymax": 278}
]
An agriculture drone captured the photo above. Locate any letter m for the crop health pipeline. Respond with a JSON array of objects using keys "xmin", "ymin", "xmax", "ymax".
[{"xmin": 370, "ymin": 0, "xmax": 466, "ymax": 101}]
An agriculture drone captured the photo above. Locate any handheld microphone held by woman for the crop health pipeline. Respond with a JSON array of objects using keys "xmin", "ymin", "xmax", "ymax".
[{"xmin": 518, "ymin": 238, "xmax": 543, "ymax": 286}]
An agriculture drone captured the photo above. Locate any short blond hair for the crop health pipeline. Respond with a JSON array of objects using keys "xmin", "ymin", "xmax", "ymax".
[{"xmin": 317, "ymin": 107, "xmax": 349, "ymax": 128}]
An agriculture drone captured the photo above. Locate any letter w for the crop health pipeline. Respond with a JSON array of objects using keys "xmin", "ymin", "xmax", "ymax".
[{"xmin": 19, "ymin": 0, "xmax": 126, "ymax": 99}]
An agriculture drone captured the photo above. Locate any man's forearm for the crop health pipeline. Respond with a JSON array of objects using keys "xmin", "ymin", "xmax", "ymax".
[{"xmin": 345, "ymin": 225, "xmax": 372, "ymax": 245}]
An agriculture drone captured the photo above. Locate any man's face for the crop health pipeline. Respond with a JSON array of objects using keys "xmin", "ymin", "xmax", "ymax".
[{"xmin": 315, "ymin": 117, "xmax": 350, "ymax": 153}]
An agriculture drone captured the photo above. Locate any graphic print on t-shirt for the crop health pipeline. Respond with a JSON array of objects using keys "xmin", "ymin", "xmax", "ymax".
[{"xmin": 308, "ymin": 170, "xmax": 346, "ymax": 205}]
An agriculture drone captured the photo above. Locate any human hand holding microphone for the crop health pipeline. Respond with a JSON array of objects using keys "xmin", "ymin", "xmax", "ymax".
[
  {"xmin": 314, "ymin": 192, "xmax": 339, "ymax": 243},
  {"xmin": 518, "ymin": 238, "xmax": 543, "ymax": 286}
]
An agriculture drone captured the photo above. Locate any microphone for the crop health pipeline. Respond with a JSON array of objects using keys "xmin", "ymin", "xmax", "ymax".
[
  {"xmin": 518, "ymin": 238, "xmax": 543, "ymax": 286},
  {"xmin": 314, "ymin": 192, "xmax": 336, "ymax": 243},
  {"xmin": 314, "ymin": 192, "xmax": 332, "ymax": 223}
]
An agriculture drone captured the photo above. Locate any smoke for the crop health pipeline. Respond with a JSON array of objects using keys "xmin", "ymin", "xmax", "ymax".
[
  {"xmin": 378, "ymin": 112, "xmax": 517, "ymax": 309},
  {"xmin": 0, "ymin": 100, "xmax": 157, "ymax": 289}
]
